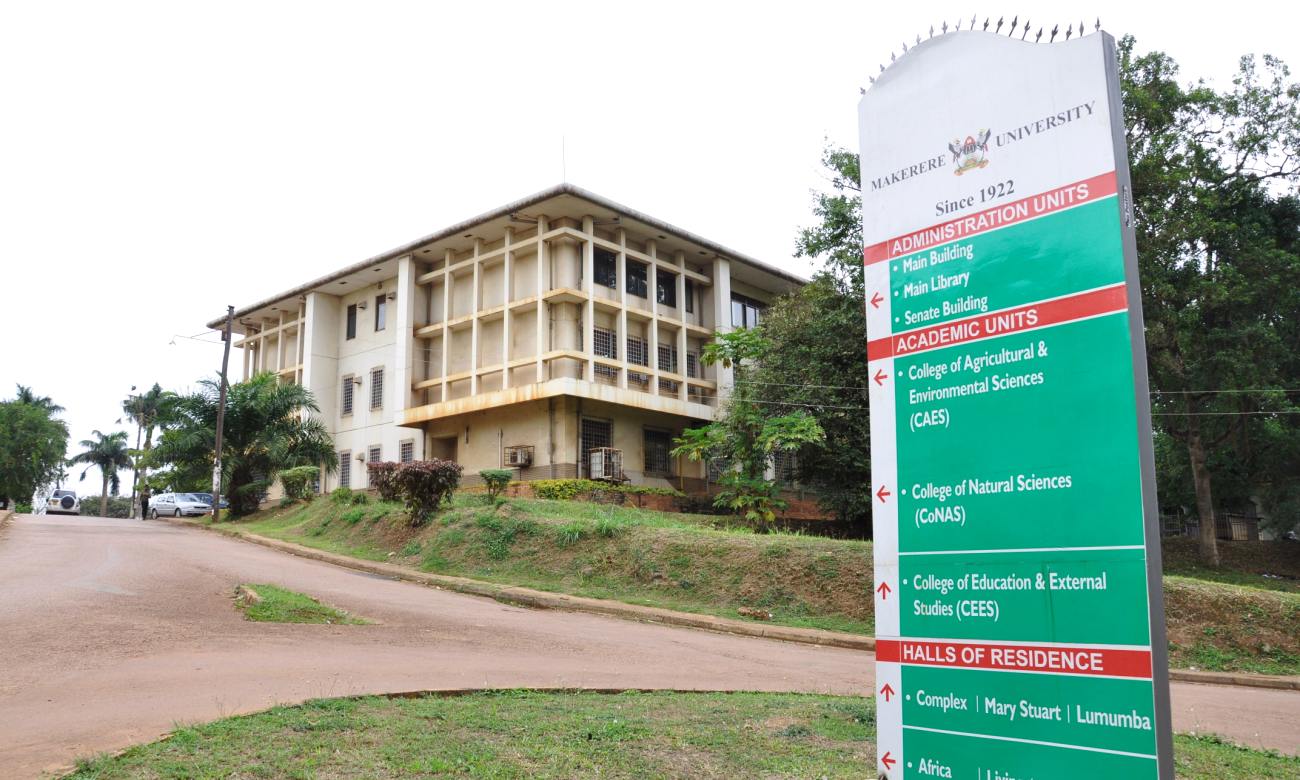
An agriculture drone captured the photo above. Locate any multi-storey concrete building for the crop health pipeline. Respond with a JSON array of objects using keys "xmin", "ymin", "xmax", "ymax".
[{"xmin": 208, "ymin": 184, "xmax": 802, "ymax": 493}]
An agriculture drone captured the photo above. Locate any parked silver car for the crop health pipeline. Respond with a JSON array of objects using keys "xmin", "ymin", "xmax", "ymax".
[{"xmin": 149, "ymin": 492, "xmax": 212, "ymax": 518}]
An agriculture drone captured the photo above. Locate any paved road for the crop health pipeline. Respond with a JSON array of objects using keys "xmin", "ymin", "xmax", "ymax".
[{"xmin": 1, "ymin": 515, "xmax": 1296, "ymax": 778}]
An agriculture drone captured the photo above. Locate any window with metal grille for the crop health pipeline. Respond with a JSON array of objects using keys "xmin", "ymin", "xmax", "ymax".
[
  {"xmin": 628, "ymin": 371, "xmax": 649, "ymax": 386},
  {"xmin": 643, "ymin": 429, "xmax": 672, "ymax": 476},
  {"xmin": 774, "ymin": 451, "xmax": 798, "ymax": 484},
  {"xmin": 594, "ymin": 364, "xmax": 619, "ymax": 381},
  {"xmin": 657, "ymin": 344, "xmax": 678, "ymax": 374},
  {"xmin": 580, "ymin": 418, "xmax": 612, "ymax": 477},
  {"xmin": 626, "ymin": 260, "xmax": 648, "ymax": 298},
  {"xmin": 656, "ymin": 271, "xmax": 677, "ymax": 307},
  {"xmin": 370, "ymin": 367, "xmax": 384, "ymax": 410},
  {"xmin": 368, "ymin": 445, "xmax": 381, "ymax": 463},
  {"xmin": 594, "ymin": 248, "xmax": 617, "ymax": 289},
  {"xmin": 342, "ymin": 376, "xmax": 355, "ymax": 415},
  {"xmin": 658, "ymin": 377, "xmax": 679, "ymax": 395},
  {"xmin": 686, "ymin": 351, "xmax": 699, "ymax": 378},
  {"xmin": 339, "ymin": 453, "xmax": 351, "ymax": 488},
  {"xmin": 399, "ymin": 440, "xmax": 414, "ymax": 464},
  {"xmin": 592, "ymin": 326, "xmax": 617, "ymax": 359},
  {"xmin": 626, "ymin": 336, "xmax": 648, "ymax": 366}
]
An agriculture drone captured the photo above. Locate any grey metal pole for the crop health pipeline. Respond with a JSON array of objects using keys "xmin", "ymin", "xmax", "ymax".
[{"xmin": 211, "ymin": 305, "xmax": 234, "ymax": 523}]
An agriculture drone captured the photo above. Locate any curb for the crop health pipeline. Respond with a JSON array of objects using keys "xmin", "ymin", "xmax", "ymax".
[
  {"xmin": 163, "ymin": 518, "xmax": 1300, "ymax": 691},
  {"xmin": 0, "ymin": 509, "xmax": 14, "ymax": 530},
  {"xmin": 162, "ymin": 516, "xmax": 874, "ymax": 652}
]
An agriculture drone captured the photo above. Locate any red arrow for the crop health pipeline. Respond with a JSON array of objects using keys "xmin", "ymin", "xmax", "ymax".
[
  {"xmin": 876, "ymin": 581, "xmax": 892, "ymax": 600},
  {"xmin": 880, "ymin": 683, "xmax": 895, "ymax": 702},
  {"xmin": 874, "ymin": 368, "xmax": 888, "ymax": 386},
  {"xmin": 876, "ymin": 484, "xmax": 891, "ymax": 503},
  {"xmin": 870, "ymin": 291, "xmax": 884, "ymax": 309},
  {"xmin": 881, "ymin": 751, "xmax": 897, "ymax": 770}
]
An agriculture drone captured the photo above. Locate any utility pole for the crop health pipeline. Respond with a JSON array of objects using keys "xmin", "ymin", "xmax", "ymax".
[{"xmin": 211, "ymin": 305, "xmax": 234, "ymax": 523}]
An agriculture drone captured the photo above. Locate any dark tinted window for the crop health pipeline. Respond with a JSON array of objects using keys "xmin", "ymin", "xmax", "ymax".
[
  {"xmin": 594, "ymin": 248, "xmax": 617, "ymax": 289},
  {"xmin": 346, "ymin": 304, "xmax": 357, "ymax": 340},
  {"xmin": 684, "ymin": 279, "xmax": 695, "ymax": 313},
  {"xmin": 656, "ymin": 271, "xmax": 677, "ymax": 308},
  {"xmin": 731, "ymin": 294, "xmax": 763, "ymax": 328},
  {"xmin": 626, "ymin": 261, "xmax": 648, "ymax": 298},
  {"xmin": 375, "ymin": 295, "xmax": 387, "ymax": 331}
]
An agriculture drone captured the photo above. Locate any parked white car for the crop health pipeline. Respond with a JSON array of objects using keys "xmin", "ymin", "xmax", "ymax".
[
  {"xmin": 149, "ymin": 492, "xmax": 212, "ymax": 518},
  {"xmin": 44, "ymin": 490, "xmax": 80, "ymax": 515}
]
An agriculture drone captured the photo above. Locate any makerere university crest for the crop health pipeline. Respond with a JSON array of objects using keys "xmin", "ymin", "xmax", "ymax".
[{"xmin": 948, "ymin": 129, "xmax": 991, "ymax": 175}]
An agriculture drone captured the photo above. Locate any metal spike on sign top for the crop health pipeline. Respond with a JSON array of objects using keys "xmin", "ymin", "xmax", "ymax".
[
  {"xmin": 982, "ymin": 17, "xmax": 990, "ymax": 31},
  {"xmin": 1021, "ymin": 18, "xmax": 1030, "ymax": 39},
  {"xmin": 955, "ymin": 18, "xmax": 962, "ymax": 31},
  {"xmin": 1080, "ymin": 20, "xmax": 1085, "ymax": 36},
  {"xmin": 1050, "ymin": 24, "xmax": 1058, "ymax": 42},
  {"xmin": 1095, "ymin": 18, "xmax": 1101, "ymax": 32},
  {"xmin": 996, "ymin": 16, "xmax": 1003, "ymax": 34},
  {"xmin": 929, "ymin": 25, "xmax": 934, "ymax": 38},
  {"xmin": 891, "ymin": 51, "xmax": 896, "ymax": 62},
  {"xmin": 916, "ymin": 34, "xmax": 921, "ymax": 45},
  {"xmin": 902, "ymin": 40, "xmax": 908, "ymax": 52},
  {"xmin": 942, "ymin": 21, "xmax": 948, "ymax": 34},
  {"xmin": 971, "ymin": 14, "xmax": 977, "ymax": 29},
  {"xmin": 1066, "ymin": 23, "xmax": 1073, "ymax": 40},
  {"xmin": 1009, "ymin": 15, "xmax": 1018, "ymax": 35},
  {"xmin": 1035, "ymin": 27, "xmax": 1043, "ymax": 42},
  {"xmin": 879, "ymin": 63, "xmax": 885, "ymax": 73}
]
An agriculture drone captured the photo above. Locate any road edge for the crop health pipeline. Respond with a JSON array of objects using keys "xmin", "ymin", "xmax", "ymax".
[{"xmin": 161, "ymin": 517, "xmax": 1300, "ymax": 690}]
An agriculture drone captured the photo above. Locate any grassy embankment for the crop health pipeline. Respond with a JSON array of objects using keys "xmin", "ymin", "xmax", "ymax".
[
  {"xmin": 64, "ymin": 691, "xmax": 1300, "ymax": 779},
  {"xmin": 217, "ymin": 494, "xmax": 1300, "ymax": 674},
  {"xmin": 234, "ymin": 583, "xmax": 367, "ymax": 625}
]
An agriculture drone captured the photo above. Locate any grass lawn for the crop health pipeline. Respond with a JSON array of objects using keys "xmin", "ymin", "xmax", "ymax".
[
  {"xmin": 213, "ymin": 494, "xmax": 1300, "ymax": 675},
  {"xmin": 235, "ymin": 583, "xmax": 366, "ymax": 625},
  {"xmin": 64, "ymin": 691, "xmax": 1299, "ymax": 779}
]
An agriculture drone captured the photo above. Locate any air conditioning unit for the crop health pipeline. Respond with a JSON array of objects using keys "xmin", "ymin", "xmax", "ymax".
[{"xmin": 589, "ymin": 447, "xmax": 623, "ymax": 482}]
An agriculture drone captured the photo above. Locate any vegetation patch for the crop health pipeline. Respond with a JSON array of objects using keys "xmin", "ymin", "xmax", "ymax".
[
  {"xmin": 220, "ymin": 497, "xmax": 1300, "ymax": 672},
  {"xmin": 233, "ymin": 583, "xmax": 366, "ymax": 625},
  {"xmin": 63, "ymin": 691, "xmax": 1299, "ymax": 779}
]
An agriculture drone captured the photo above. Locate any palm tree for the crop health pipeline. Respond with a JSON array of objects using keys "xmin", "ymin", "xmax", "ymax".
[
  {"xmin": 69, "ymin": 430, "xmax": 133, "ymax": 517},
  {"xmin": 153, "ymin": 373, "xmax": 336, "ymax": 516},
  {"xmin": 14, "ymin": 384, "xmax": 64, "ymax": 414},
  {"xmin": 123, "ymin": 384, "xmax": 167, "ymax": 517}
]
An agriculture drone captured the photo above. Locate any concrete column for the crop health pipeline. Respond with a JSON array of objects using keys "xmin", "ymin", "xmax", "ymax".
[
  {"xmin": 302, "ymin": 292, "xmax": 340, "ymax": 431},
  {"xmin": 617, "ymin": 228, "xmax": 629, "ymax": 389},
  {"xmin": 647, "ymin": 240, "xmax": 660, "ymax": 394},
  {"xmin": 441, "ymin": 249, "xmax": 453, "ymax": 403},
  {"xmin": 502, "ymin": 227, "xmax": 513, "ymax": 389},
  {"xmin": 394, "ymin": 255, "xmax": 416, "ymax": 413},
  {"xmin": 470, "ymin": 239, "xmax": 482, "ymax": 395},
  {"xmin": 581, "ymin": 216, "xmax": 595, "ymax": 383},
  {"xmin": 676, "ymin": 251, "xmax": 688, "ymax": 401},
  {"xmin": 277, "ymin": 312, "xmax": 286, "ymax": 374},
  {"xmin": 711, "ymin": 256, "xmax": 734, "ymax": 398},
  {"xmin": 535, "ymin": 217, "xmax": 548, "ymax": 382}
]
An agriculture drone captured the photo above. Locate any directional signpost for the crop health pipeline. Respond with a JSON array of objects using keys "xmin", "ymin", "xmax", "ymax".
[{"xmin": 860, "ymin": 28, "xmax": 1174, "ymax": 779}]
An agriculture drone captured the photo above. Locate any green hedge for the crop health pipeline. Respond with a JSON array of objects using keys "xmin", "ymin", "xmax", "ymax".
[{"xmin": 527, "ymin": 479, "xmax": 683, "ymax": 500}]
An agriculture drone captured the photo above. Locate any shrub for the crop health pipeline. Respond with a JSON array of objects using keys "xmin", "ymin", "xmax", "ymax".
[
  {"xmin": 530, "ymin": 479, "xmax": 683, "ymax": 500},
  {"xmin": 593, "ymin": 516, "xmax": 624, "ymax": 538},
  {"xmin": 330, "ymin": 487, "xmax": 355, "ymax": 505},
  {"xmin": 395, "ymin": 459, "xmax": 463, "ymax": 526},
  {"xmin": 279, "ymin": 466, "xmax": 319, "ymax": 501},
  {"xmin": 479, "ymin": 469, "xmax": 513, "ymax": 501},
  {"xmin": 342, "ymin": 507, "xmax": 366, "ymax": 525},
  {"xmin": 14, "ymin": 501, "xmax": 32, "ymax": 514},
  {"xmin": 554, "ymin": 520, "xmax": 588, "ymax": 547},
  {"xmin": 367, "ymin": 461, "xmax": 403, "ymax": 501}
]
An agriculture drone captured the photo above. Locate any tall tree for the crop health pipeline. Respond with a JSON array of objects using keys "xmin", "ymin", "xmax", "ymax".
[
  {"xmin": 70, "ymin": 430, "xmax": 133, "ymax": 517},
  {"xmin": 1121, "ymin": 37, "xmax": 1300, "ymax": 563},
  {"xmin": 152, "ymin": 373, "xmax": 337, "ymax": 516},
  {"xmin": 122, "ymin": 384, "xmax": 167, "ymax": 517},
  {"xmin": 0, "ymin": 395, "xmax": 69, "ymax": 508},
  {"xmin": 14, "ymin": 384, "xmax": 65, "ymax": 414},
  {"xmin": 672, "ymin": 329, "xmax": 825, "ymax": 529}
]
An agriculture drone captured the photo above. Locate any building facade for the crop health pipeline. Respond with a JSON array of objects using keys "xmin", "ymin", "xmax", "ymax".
[{"xmin": 209, "ymin": 185, "xmax": 802, "ymax": 493}]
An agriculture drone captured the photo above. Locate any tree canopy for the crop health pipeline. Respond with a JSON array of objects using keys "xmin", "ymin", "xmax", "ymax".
[
  {"xmin": 0, "ymin": 385, "xmax": 69, "ymax": 508},
  {"xmin": 70, "ymin": 430, "xmax": 133, "ymax": 517}
]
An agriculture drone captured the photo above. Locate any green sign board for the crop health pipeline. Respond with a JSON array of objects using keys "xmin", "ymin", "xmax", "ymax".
[{"xmin": 859, "ymin": 28, "xmax": 1174, "ymax": 779}]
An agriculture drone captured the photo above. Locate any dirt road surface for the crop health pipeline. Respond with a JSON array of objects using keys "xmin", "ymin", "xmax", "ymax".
[{"xmin": 1, "ymin": 514, "xmax": 1296, "ymax": 778}]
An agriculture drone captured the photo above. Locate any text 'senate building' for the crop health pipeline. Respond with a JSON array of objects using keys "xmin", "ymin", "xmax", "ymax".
[{"xmin": 208, "ymin": 185, "xmax": 802, "ymax": 493}]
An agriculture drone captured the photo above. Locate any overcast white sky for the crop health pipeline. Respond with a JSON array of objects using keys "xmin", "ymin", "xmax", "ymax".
[{"xmin": 2, "ymin": 1, "xmax": 1297, "ymax": 493}]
